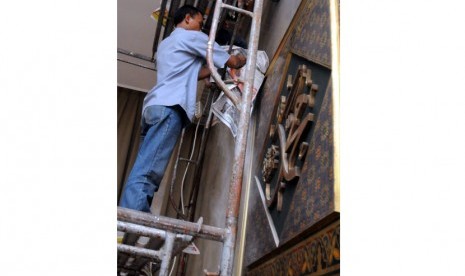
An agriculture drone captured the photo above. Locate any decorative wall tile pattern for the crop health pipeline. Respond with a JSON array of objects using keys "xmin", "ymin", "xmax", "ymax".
[
  {"xmin": 244, "ymin": 0, "xmax": 338, "ymax": 269},
  {"xmin": 247, "ymin": 220, "xmax": 340, "ymax": 276},
  {"xmin": 291, "ymin": 0, "xmax": 331, "ymax": 69}
]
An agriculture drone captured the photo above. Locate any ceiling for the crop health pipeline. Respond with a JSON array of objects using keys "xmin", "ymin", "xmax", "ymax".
[{"xmin": 118, "ymin": 0, "xmax": 162, "ymax": 92}]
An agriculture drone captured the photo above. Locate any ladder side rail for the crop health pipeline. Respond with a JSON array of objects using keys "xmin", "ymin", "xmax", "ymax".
[
  {"xmin": 218, "ymin": 0, "xmax": 264, "ymax": 275},
  {"xmin": 206, "ymin": 0, "xmax": 241, "ymax": 107},
  {"xmin": 205, "ymin": 0, "xmax": 264, "ymax": 274}
]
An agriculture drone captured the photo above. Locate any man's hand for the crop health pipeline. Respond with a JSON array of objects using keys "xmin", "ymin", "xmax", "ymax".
[{"xmin": 226, "ymin": 54, "xmax": 247, "ymax": 69}]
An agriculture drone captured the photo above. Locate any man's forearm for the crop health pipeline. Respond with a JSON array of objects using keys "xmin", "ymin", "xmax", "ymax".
[{"xmin": 198, "ymin": 66, "xmax": 211, "ymax": 80}]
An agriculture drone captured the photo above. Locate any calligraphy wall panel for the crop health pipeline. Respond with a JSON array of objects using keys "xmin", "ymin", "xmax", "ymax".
[{"xmin": 244, "ymin": 0, "xmax": 339, "ymax": 273}]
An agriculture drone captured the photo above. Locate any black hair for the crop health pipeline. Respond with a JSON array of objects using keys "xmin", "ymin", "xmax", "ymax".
[{"xmin": 173, "ymin": 5, "xmax": 203, "ymax": 25}]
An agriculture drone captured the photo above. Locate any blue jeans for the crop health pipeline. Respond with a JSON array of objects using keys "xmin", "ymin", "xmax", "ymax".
[{"xmin": 120, "ymin": 105, "xmax": 184, "ymax": 212}]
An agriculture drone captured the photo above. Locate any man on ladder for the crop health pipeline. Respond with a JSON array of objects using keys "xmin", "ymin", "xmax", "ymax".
[{"xmin": 120, "ymin": 5, "xmax": 247, "ymax": 213}]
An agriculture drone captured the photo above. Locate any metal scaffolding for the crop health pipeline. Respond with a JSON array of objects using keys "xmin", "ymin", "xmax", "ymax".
[{"xmin": 117, "ymin": 0, "xmax": 263, "ymax": 274}]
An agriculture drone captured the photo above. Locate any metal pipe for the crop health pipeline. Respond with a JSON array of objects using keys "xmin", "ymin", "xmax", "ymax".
[
  {"xmin": 118, "ymin": 207, "xmax": 227, "ymax": 242},
  {"xmin": 117, "ymin": 221, "xmax": 166, "ymax": 240},
  {"xmin": 163, "ymin": 0, "xmax": 183, "ymax": 40},
  {"xmin": 151, "ymin": 0, "xmax": 169, "ymax": 59},
  {"xmin": 206, "ymin": 0, "xmax": 241, "ymax": 108},
  {"xmin": 119, "ymin": 226, "xmax": 191, "ymax": 247},
  {"xmin": 219, "ymin": 0, "xmax": 264, "ymax": 274},
  {"xmin": 117, "ymin": 244, "xmax": 161, "ymax": 260},
  {"xmin": 159, "ymin": 232, "xmax": 176, "ymax": 276}
]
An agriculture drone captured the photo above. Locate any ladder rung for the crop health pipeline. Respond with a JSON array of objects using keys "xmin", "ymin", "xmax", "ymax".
[{"xmin": 221, "ymin": 3, "xmax": 254, "ymax": 18}]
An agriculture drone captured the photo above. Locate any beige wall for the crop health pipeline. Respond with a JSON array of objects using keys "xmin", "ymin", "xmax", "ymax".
[
  {"xmin": 117, "ymin": 0, "xmax": 161, "ymax": 92},
  {"xmin": 185, "ymin": 123, "xmax": 235, "ymax": 274},
  {"xmin": 260, "ymin": 0, "xmax": 302, "ymax": 59}
]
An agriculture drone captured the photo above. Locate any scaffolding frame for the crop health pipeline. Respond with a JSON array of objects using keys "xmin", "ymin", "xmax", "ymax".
[{"xmin": 117, "ymin": 0, "xmax": 263, "ymax": 274}]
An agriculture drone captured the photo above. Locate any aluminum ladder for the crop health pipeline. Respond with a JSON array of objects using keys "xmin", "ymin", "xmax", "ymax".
[{"xmin": 117, "ymin": 0, "xmax": 264, "ymax": 274}]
